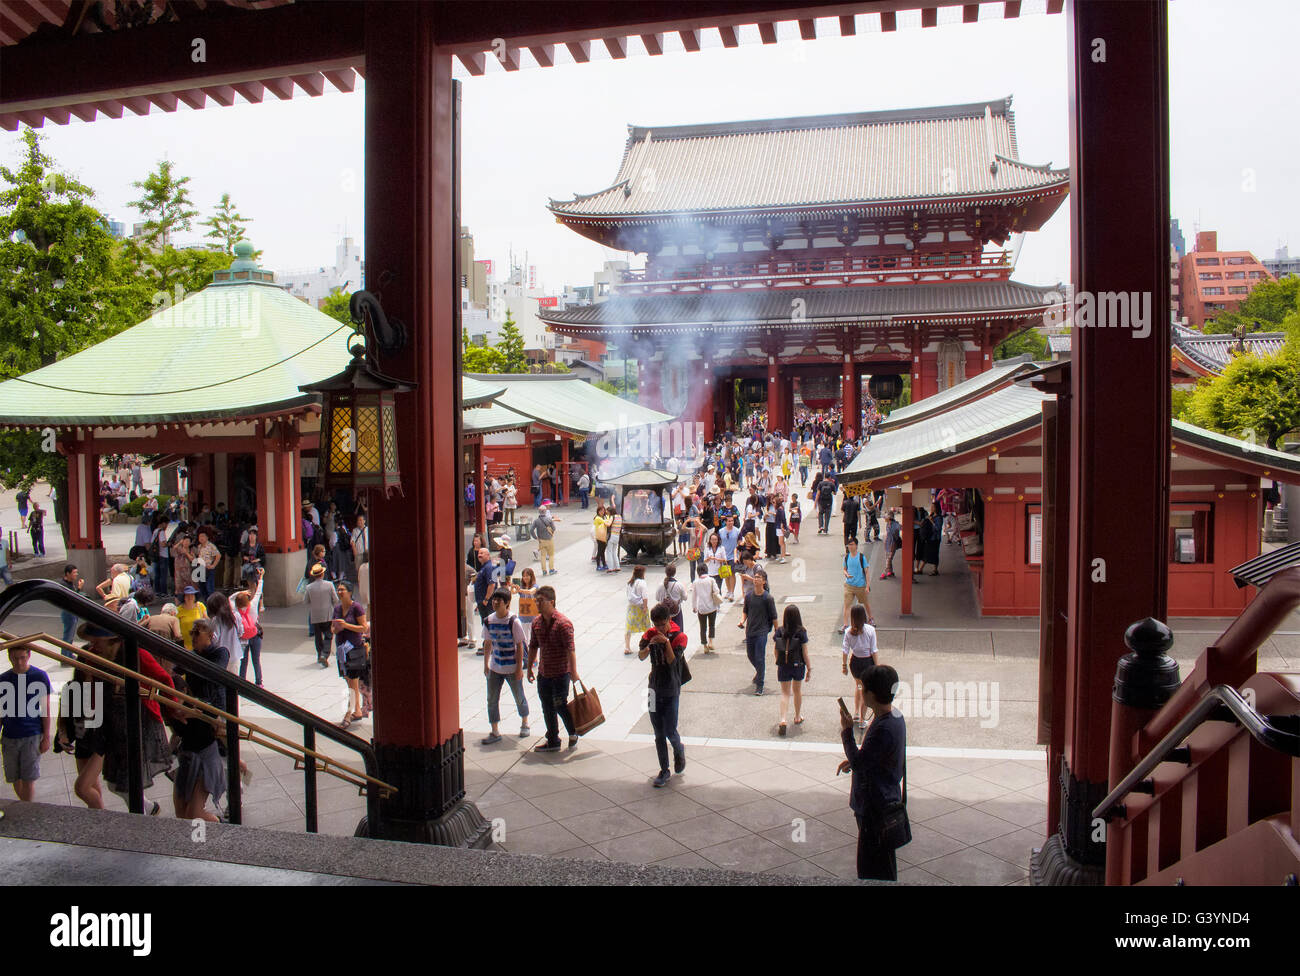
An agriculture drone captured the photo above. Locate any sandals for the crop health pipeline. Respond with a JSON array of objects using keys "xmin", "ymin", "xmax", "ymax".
[
  {"xmin": 777, "ymin": 723, "xmax": 787, "ymax": 736},
  {"xmin": 793, "ymin": 717, "xmax": 805, "ymax": 725}
]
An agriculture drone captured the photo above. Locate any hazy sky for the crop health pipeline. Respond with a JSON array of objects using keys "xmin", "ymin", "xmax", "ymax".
[{"xmin": 5, "ymin": 0, "xmax": 1295, "ymax": 293}]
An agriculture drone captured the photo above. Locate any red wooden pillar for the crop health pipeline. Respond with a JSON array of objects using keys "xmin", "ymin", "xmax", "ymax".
[
  {"xmin": 474, "ymin": 440, "xmax": 486, "ymax": 537},
  {"xmin": 900, "ymin": 490, "xmax": 913, "ymax": 616},
  {"xmin": 842, "ymin": 354, "xmax": 860, "ymax": 441},
  {"xmin": 766, "ymin": 353, "xmax": 780, "ymax": 432},
  {"xmin": 60, "ymin": 438, "xmax": 105, "ymax": 582},
  {"xmin": 639, "ymin": 351, "xmax": 662, "ymax": 412},
  {"xmin": 1034, "ymin": 0, "xmax": 1171, "ymax": 885},
  {"xmin": 699, "ymin": 359, "xmax": 715, "ymax": 444},
  {"xmin": 561, "ymin": 435, "xmax": 570, "ymax": 504},
  {"xmin": 364, "ymin": 1, "xmax": 487, "ymax": 846},
  {"xmin": 910, "ymin": 326, "xmax": 923, "ymax": 403}
]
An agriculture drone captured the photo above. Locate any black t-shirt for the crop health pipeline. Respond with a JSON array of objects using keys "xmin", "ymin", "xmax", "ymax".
[
  {"xmin": 640, "ymin": 624, "xmax": 688, "ymax": 697},
  {"xmin": 743, "ymin": 591, "xmax": 777, "ymax": 638}
]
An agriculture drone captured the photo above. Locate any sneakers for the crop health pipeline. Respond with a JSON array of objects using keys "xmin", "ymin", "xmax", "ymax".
[
  {"xmin": 754, "ymin": 684, "xmax": 764, "ymax": 696},
  {"xmin": 674, "ymin": 751, "xmax": 686, "ymax": 774},
  {"xmin": 568, "ymin": 736, "xmax": 580, "ymax": 750},
  {"xmin": 534, "ymin": 741, "xmax": 562, "ymax": 753},
  {"xmin": 519, "ymin": 723, "xmax": 530, "ymax": 738},
  {"xmin": 652, "ymin": 770, "xmax": 671, "ymax": 788},
  {"xmin": 481, "ymin": 732, "xmax": 502, "ymax": 745}
]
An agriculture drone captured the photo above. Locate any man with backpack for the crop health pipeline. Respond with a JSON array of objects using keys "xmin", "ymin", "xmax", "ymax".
[
  {"xmin": 655, "ymin": 564, "xmax": 689, "ymax": 634},
  {"xmin": 839, "ymin": 536, "xmax": 874, "ymax": 634},
  {"xmin": 816, "ymin": 473, "xmax": 836, "ymax": 534},
  {"xmin": 481, "ymin": 589, "xmax": 530, "ymax": 745}
]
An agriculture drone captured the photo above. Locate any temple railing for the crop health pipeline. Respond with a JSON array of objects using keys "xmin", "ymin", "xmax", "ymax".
[
  {"xmin": 1096, "ymin": 568, "xmax": 1300, "ymax": 884},
  {"xmin": 618, "ymin": 249, "xmax": 1012, "ymax": 290},
  {"xmin": 0, "ymin": 579, "xmax": 391, "ymax": 834}
]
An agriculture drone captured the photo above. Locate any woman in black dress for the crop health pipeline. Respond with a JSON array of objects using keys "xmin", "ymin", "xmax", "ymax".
[{"xmin": 924, "ymin": 505, "xmax": 943, "ymax": 575}]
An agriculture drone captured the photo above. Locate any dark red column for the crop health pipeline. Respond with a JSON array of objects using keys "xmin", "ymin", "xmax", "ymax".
[
  {"xmin": 766, "ymin": 353, "xmax": 780, "ymax": 432},
  {"xmin": 364, "ymin": 1, "xmax": 487, "ymax": 846},
  {"xmin": 1033, "ymin": 0, "xmax": 1171, "ymax": 885}
]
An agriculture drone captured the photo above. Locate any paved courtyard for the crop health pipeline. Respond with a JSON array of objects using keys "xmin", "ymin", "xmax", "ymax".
[{"xmin": 4, "ymin": 490, "xmax": 1298, "ymax": 883}]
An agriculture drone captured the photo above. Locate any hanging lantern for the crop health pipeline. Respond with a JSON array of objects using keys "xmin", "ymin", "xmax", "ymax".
[
  {"xmin": 868, "ymin": 374, "xmax": 903, "ymax": 403},
  {"xmin": 299, "ymin": 291, "xmax": 414, "ymax": 497}
]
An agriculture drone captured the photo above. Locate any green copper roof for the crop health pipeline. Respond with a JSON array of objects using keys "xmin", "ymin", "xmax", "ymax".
[
  {"xmin": 462, "ymin": 402, "xmax": 532, "ymax": 435},
  {"xmin": 462, "ymin": 376, "xmax": 507, "ymax": 409},
  {"xmin": 0, "ymin": 248, "xmax": 355, "ymax": 426},
  {"xmin": 464, "ymin": 373, "xmax": 674, "ymax": 437},
  {"xmin": 882, "ymin": 356, "xmax": 1039, "ymax": 429}
]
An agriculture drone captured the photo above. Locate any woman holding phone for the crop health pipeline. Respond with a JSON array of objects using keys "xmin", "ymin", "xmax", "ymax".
[
  {"xmin": 772, "ymin": 605, "xmax": 810, "ymax": 735},
  {"xmin": 841, "ymin": 604, "xmax": 879, "ymax": 729}
]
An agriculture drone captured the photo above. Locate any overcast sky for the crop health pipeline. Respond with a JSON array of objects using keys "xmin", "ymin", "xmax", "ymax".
[{"xmin": 5, "ymin": 0, "xmax": 1296, "ymax": 294}]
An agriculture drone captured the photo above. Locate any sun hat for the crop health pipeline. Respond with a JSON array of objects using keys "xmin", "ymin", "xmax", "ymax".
[
  {"xmin": 76, "ymin": 621, "xmax": 120, "ymax": 641},
  {"xmin": 181, "ymin": 585, "xmax": 199, "ymax": 596},
  {"xmin": 310, "ymin": 563, "xmax": 326, "ymax": 577}
]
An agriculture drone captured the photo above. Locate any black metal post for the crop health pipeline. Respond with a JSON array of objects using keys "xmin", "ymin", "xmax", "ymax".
[
  {"xmin": 304, "ymin": 726, "xmax": 318, "ymax": 833},
  {"xmin": 225, "ymin": 691, "xmax": 241, "ymax": 825},
  {"xmin": 121, "ymin": 636, "xmax": 144, "ymax": 814}
]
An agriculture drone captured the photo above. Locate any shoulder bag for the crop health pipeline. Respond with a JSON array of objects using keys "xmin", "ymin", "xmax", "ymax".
[{"xmin": 874, "ymin": 751, "xmax": 911, "ymax": 850}]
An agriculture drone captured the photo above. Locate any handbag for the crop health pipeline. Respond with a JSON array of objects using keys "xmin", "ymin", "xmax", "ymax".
[
  {"xmin": 874, "ymin": 755, "xmax": 911, "ymax": 850},
  {"xmin": 568, "ymin": 679, "xmax": 606, "ymax": 734},
  {"xmin": 718, "ymin": 563, "xmax": 732, "ymax": 579},
  {"xmin": 344, "ymin": 640, "xmax": 368, "ymax": 668}
]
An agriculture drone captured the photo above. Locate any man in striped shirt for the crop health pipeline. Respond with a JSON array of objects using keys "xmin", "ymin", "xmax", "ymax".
[{"xmin": 526, "ymin": 585, "xmax": 581, "ymax": 753}]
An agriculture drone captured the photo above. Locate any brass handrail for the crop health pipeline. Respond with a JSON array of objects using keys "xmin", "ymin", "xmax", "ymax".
[{"xmin": 0, "ymin": 630, "xmax": 396, "ymax": 798}]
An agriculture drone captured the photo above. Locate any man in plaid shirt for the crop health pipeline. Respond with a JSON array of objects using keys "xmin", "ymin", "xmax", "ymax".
[{"xmin": 526, "ymin": 585, "xmax": 581, "ymax": 753}]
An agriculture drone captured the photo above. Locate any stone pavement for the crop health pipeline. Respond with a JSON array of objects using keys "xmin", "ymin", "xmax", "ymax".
[{"xmin": 4, "ymin": 495, "xmax": 1298, "ymax": 883}]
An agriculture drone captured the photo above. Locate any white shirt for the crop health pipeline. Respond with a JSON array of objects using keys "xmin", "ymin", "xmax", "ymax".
[
  {"xmin": 626, "ymin": 579, "xmax": 648, "ymax": 606},
  {"xmin": 690, "ymin": 575, "xmax": 723, "ymax": 613},
  {"xmin": 842, "ymin": 625, "xmax": 878, "ymax": 660}
]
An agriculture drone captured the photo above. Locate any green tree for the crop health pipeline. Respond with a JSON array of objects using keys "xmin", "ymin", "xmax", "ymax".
[
  {"xmin": 463, "ymin": 345, "xmax": 506, "ymax": 373},
  {"xmin": 128, "ymin": 158, "xmax": 198, "ymax": 248},
  {"xmin": 0, "ymin": 128, "xmax": 148, "ymax": 377},
  {"xmin": 202, "ymin": 192, "xmax": 254, "ymax": 255},
  {"xmin": 323, "ymin": 290, "xmax": 354, "ymax": 326},
  {"xmin": 994, "ymin": 327, "xmax": 1050, "ymax": 360},
  {"xmin": 1183, "ymin": 343, "xmax": 1300, "ymax": 449},
  {"xmin": 1200, "ymin": 277, "xmax": 1300, "ymax": 334},
  {"xmin": 496, "ymin": 310, "xmax": 527, "ymax": 373},
  {"xmin": 0, "ymin": 128, "xmax": 153, "ymax": 541}
]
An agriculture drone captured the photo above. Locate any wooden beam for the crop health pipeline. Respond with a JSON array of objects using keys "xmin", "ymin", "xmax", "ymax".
[
  {"xmin": 1005, "ymin": 0, "xmax": 1022, "ymax": 17},
  {"xmin": 262, "ymin": 76, "xmax": 295, "ymax": 99},
  {"xmin": 603, "ymin": 36, "xmax": 627, "ymax": 58},
  {"xmin": 921, "ymin": 7, "xmax": 938, "ymax": 28},
  {"xmin": 640, "ymin": 32, "xmax": 663, "ymax": 55},
  {"xmin": 838, "ymin": 14, "xmax": 855, "ymax": 35},
  {"xmin": 456, "ymin": 50, "xmax": 486, "ymax": 75},
  {"xmin": 798, "ymin": 18, "xmax": 816, "ymax": 40},
  {"xmin": 0, "ymin": 114, "xmax": 20, "ymax": 131},
  {"xmin": 120, "ymin": 95, "xmax": 151, "ymax": 116},
  {"xmin": 565, "ymin": 39, "xmax": 590, "ymax": 62},
  {"xmin": 963, "ymin": 3, "xmax": 980, "ymax": 22},
  {"xmin": 0, "ymin": 1, "xmax": 363, "ymax": 116},
  {"xmin": 757, "ymin": 22, "xmax": 777, "ymax": 44},
  {"xmin": 93, "ymin": 100, "xmax": 124, "ymax": 118},
  {"xmin": 68, "ymin": 102, "xmax": 99, "ymax": 121},
  {"xmin": 174, "ymin": 89, "xmax": 206, "ymax": 110},
  {"xmin": 528, "ymin": 43, "xmax": 555, "ymax": 66},
  {"xmin": 146, "ymin": 91, "xmax": 178, "ymax": 113},
  {"xmin": 492, "ymin": 44, "xmax": 521, "ymax": 71},
  {"xmin": 718, "ymin": 25, "xmax": 739, "ymax": 47},
  {"xmin": 202, "ymin": 85, "xmax": 236, "ymax": 106},
  {"xmin": 323, "ymin": 67, "xmax": 357, "ymax": 92},
  {"xmin": 292, "ymin": 73, "xmax": 326, "ymax": 96},
  {"xmin": 880, "ymin": 11, "xmax": 897, "ymax": 31},
  {"xmin": 1046, "ymin": 0, "xmax": 1064, "ymax": 12},
  {"xmin": 232, "ymin": 81, "xmax": 265, "ymax": 103},
  {"xmin": 678, "ymin": 28, "xmax": 700, "ymax": 51}
]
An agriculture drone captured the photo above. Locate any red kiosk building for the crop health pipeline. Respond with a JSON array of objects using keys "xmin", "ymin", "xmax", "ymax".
[{"xmin": 541, "ymin": 98, "xmax": 1069, "ymax": 434}]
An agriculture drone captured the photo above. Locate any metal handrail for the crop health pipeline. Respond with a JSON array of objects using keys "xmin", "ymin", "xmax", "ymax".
[
  {"xmin": 1093, "ymin": 683, "xmax": 1300, "ymax": 822},
  {"xmin": 0, "ymin": 579, "xmax": 388, "ymax": 833},
  {"xmin": 0, "ymin": 631, "xmax": 395, "ymax": 797}
]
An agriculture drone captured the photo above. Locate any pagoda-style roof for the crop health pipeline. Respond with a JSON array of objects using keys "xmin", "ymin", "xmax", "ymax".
[
  {"xmin": 549, "ymin": 98, "xmax": 1069, "ymax": 223},
  {"xmin": 463, "ymin": 373, "xmax": 673, "ymax": 437},
  {"xmin": 540, "ymin": 280, "xmax": 1060, "ymax": 335},
  {"xmin": 881, "ymin": 355, "xmax": 1040, "ymax": 429},
  {"xmin": 0, "ymin": 243, "xmax": 353, "ymax": 427},
  {"xmin": 1051, "ymin": 325, "xmax": 1290, "ymax": 379},
  {"xmin": 1171, "ymin": 324, "xmax": 1290, "ymax": 376},
  {"xmin": 837, "ymin": 375, "xmax": 1300, "ymax": 492}
]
